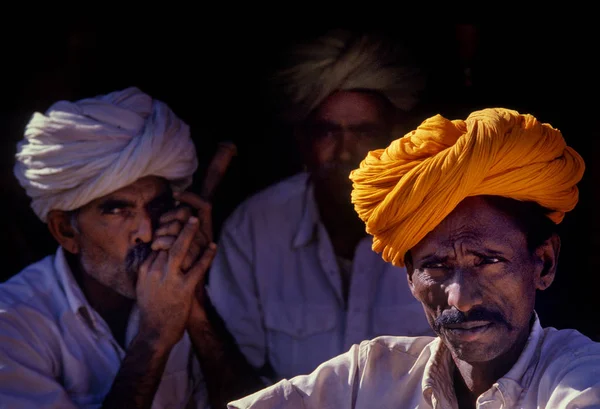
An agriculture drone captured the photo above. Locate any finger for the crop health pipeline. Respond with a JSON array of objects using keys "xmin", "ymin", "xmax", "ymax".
[
  {"xmin": 155, "ymin": 220, "xmax": 184, "ymax": 237},
  {"xmin": 185, "ymin": 243, "xmax": 217, "ymax": 288},
  {"xmin": 171, "ymin": 192, "xmax": 213, "ymax": 241},
  {"xmin": 150, "ymin": 250, "xmax": 169, "ymax": 278},
  {"xmin": 173, "ymin": 191, "xmax": 211, "ymax": 213},
  {"xmin": 181, "ymin": 241, "xmax": 201, "ymax": 272},
  {"xmin": 159, "ymin": 205, "xmax": 192, "ymax": 225},
  {"xmin": 167, "ymin": 217, "xmax": 200, "ymax": 271},
  {"xmin": 138, "ymin": 251, "xmax": 159, "ymax": 279},
  {"xmin": 151, "ymin": 236, "xmax": 177, "ymax": 251},
  {"xmin": 195, "ymin": 228, "xmax": 211, "ymax": 247}
]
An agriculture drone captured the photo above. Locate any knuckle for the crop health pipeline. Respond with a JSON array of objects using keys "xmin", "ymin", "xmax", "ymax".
[
  {"xmin": 182, "ymin": 256, "xmax": 193, "ymax": 270},
  {"xmin": 170, "ymin": 241, "xmax": 184, "ymax": 256},
  {"xmin": 168, "ymin": 220, "xmax": 183, "ymax": 234},
  {"xmin": 173, "ymin": 238, "xmax": 186, "ymax": 250},
  {"xmin": 149, "ymin": 261, "xmax": 162, "ymax": 274},
  {"xmin": 184, "ymin": 221, "xmax": 199, "ymax": 235},
  {"xmin": 153, "ymin": 237, "xmax": 173, "ymax": 248},
  {"xmin": 187, "ymin": 246, "xmax": 199, "ymax": 259},
  {"xmin": 176, "ymin": 206, "xmax": 192, "ymax": 220}
]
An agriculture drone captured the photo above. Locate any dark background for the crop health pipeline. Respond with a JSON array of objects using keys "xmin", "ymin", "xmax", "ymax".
[{"xmin": 2, "ymin": 18, "xmax": 598, "ymax": 339}]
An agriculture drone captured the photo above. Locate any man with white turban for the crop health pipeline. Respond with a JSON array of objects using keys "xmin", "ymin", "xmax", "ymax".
[
  {"xmin": 206, "ymin": 28, "xmax": 434, "ymax": 385},
  {"xmin": 228, "ymin": 108, "xmax": 600, "ymax": 408},
  {"xmin": 0, "ymin": 87, "xmax": 257, "ymax": 408},
  {"xmin": 14, "ymin": 87, "xmax": 198, "ymax": 222}
]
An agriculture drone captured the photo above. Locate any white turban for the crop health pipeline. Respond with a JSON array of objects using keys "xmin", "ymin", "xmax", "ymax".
[
  {"xmin": 273, "ymin": 29, "xmax": 425, "ymax": 122},
  {"xmin": 14, "ymin": 87, "xmax": 198, "ymax": 222}
]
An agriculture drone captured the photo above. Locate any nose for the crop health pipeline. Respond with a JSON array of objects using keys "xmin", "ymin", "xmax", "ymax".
[
  {"xmin": 445, "ymin": 269, "xmax": 483, "ymax": 313},
  {"xmin": 132, "ymin": 211, "xmax": 153, "ymax": 245},
  {"xmin": 335, "ymin": 131, "xmax": 355, "ymax": 162}
]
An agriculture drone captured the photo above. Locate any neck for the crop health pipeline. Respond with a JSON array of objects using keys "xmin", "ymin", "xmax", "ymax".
[
  {"xmin": 452, "ymin": 319, "xmax": 533, "ymax": 408},
  {"xmin": 78, "ymin": 273, "xmax": 134, "ymax": 318},
  {"xmin": 313, "ymin": 179, "xmax": 366, "ymax": 259}
]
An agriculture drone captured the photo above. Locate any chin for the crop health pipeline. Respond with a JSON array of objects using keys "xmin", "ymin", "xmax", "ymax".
[
  {"xmin": 446, "ymin": 338, "xmax": 508, "ymax": 363},
  {"xmin": 453, "ymin": 347, "xmax": 503, "ymax": 363},
  {"xmin": 113, "ymin": 281, "xmax": 137, "ymax": 300}
]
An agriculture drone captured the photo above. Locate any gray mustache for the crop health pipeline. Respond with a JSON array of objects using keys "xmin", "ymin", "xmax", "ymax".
[{"xmin": 125, "ymin": 243, "xmax": 153, "ymax": 275}]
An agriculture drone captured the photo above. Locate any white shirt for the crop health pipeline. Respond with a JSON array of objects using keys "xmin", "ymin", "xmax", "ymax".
[
  {"xmin": 229, "ymin": 315, "xmax": 600, "ymax": 408},
  {"xmin": 207, "ymin": 172, "xmax": 433, "ymax": 381},
  {"xmin": 0, "ymin": 247, "xmax": 208, "ymax": 409}
]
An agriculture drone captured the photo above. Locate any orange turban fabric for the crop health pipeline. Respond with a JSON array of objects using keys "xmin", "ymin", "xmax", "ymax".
[{"xmin": 349, "ymin": 108, "xmax": 585, "ymax": 267}]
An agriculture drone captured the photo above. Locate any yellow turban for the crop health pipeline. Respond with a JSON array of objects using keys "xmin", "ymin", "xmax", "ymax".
[{"xmin": 349, "ymin": 108, "xmax": 585, "ymax": 267}]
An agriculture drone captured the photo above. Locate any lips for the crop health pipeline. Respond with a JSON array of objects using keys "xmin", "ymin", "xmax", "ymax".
[
  {"xmin": 445, "ymin": 320, "xmax": 491, "ymax": 330},
  {"xmin": 443, "ymin": 321, "xmax": 494, "ymax": 341},
  {"xmin": 125, "ymin": 244, "xmax": 153, "ymax": 276}
]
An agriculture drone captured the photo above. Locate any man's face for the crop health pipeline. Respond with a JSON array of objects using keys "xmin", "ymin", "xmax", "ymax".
[
  {"xmin": 72, "ymin": 176, "xmax": 174, "ymax": 299},
  {"xmin": 301, "ymin": 90, "xmax": 392, "ymax": 202},
  {"xmin": 406, "ymin": 196, "xmax": 553, "ymax": 363}
]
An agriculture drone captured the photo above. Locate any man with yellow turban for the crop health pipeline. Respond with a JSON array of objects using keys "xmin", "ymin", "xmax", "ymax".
[
  {"xmin": 206, "ymin": 28, "xmax": 434, "ymax": 385},
  {"xmin": 0, "ymin": 87, "xmax": 256, "ymax": 408},
  {"xmin": 228, "ymin": 108, "xmax": 600, "ymax": 408}
]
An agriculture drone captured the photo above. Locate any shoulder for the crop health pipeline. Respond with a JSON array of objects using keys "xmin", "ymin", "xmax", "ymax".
[
  {"xmin": 0, "ymin": 259, "xmax": 63, "ymax": 374},
  {"xmin": 228, "ymin": 336, "xmax": 439, "ymax": 409},
  {"xmin": 538, "ymin": 326, "xmax": 600, "ymax": 382},
  {"xmin": 357, "ymin": 335, "xmax": 438, "ymax": 374},
  {"xmin": 0, "ymin": 254, "xmax": 58, "ymax": 313},
  {"xmin": 533, "ymin": 327, "xmax": 600, "ymax": 405},
  {"xmin": 0, "ymin": 252, "xmax": 65, "ymax": 354},
  {"xmin": 540, "ymin": 327, "xmax": 600, "ymax": 362},
  {"xmin": 362, "ymin": 335, "xmax": 437, "ymax": 357}
]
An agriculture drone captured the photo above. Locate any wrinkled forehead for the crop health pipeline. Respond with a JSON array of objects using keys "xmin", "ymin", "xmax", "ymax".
[
  {"xmin": 309, "ymin": 90, "xmax": 391, "ymax": 126},
  {"xmin": 411, "ymin": 196, "xmax": 528, "ymax": 257},
  {"xmin": 79, "ymin": 175, "xmax": 171, "ymax": 210}
]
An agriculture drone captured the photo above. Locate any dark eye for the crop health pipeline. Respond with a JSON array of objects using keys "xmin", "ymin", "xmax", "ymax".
[
  {"xmin": 417, "ymin": 263, "xmax": 449, "ymax": 281},
  {"xmin": 314, "ymin": 128, "xmax": 338, "ymax": 141},
  {"xmin": 101, "ymin": 206, "xmax": 128, "ymax": 216},
  {"xmin": 148, "ymin": 198, "xmax": 175, "ymax": 218},
  {"xmin": 355, "ymin": 130, "xmax": 377, "ymax": 140},
  {"xmin": 422, "ymin": 263, "xmax": 445, "ymax": 269},
  {"xmin": 353, "ymin": 125, "xmax": 387, "ymax": 140},
  {"xmin": 304, "ymin": 122, "xmax": 340, "ymax": 141},
  {"xmin": 477, "ymin": 257, "xmax": 502, "ymax": 266}
]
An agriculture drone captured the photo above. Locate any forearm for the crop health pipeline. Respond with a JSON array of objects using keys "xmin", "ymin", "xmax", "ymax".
[
  {"xmin": 101, "ymin": 333, "xmax": 173, "ymax": 409},
  {"xmin": 188, "ymin": 299, "xmax": 265, "ymax": 408}
]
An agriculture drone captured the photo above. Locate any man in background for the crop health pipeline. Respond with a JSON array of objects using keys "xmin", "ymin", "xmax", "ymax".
[{"xmin": 207, "ymin": 28, "xmax": 434, "ymax": 383}]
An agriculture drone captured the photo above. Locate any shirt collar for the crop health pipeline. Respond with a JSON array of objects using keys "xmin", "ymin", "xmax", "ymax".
[
  {"xmin": 422, "ymin": 338, "xmax": 457, "ymax": 408},
  {"xmin": 292, "ymin": 172, "xmax": 320, "ymax": 248},
  {"xmin": 493, "ymin": 313, "xmax": 545, "ymax": 406},
  {"xmin": 422, "ymin": 313, "xmax": 545, "ymax": 408},
  {"xmin": 53, "ymin": 246, "xmax": 99, "ymax": 330}
]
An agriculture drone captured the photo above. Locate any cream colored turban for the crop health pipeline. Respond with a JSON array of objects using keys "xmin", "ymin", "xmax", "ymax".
[
  {"xmin": 14, "ymin": 87, "xmax": 198, "ymax": 222},
  {"xmin": 274, "ymin": 29, "xmax": 425, "ymax": 122},
  {"xmin": 350, "ymin": 108, "xmax": 585, "ymax": 267}
]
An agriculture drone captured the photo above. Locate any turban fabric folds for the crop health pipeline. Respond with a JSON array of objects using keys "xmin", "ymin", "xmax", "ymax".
[
  {"xmin": 350, "ymin": 108, "xmax": 585, "ymax": 267},
  {"xmin": 14, "ymin": 87, "xmax": 198, "ymax": 222},
  {"xmin": 273, "ymin": 29, "xmax": 425, "ymax": 123}
]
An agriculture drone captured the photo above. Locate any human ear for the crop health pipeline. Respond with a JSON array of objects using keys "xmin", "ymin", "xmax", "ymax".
[
  {"xmin": 47, "ymin": 210, "xmax": 80, "ymax": 254},
  {"xmin": 534, "ymin": 233, "xmax": 560, "ymax": 291}
]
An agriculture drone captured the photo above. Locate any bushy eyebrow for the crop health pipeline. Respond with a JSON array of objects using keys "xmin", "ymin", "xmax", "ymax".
[
  {"xmin": 97, "ymin": 199, "xmax": 135, "ymax": 211},
  {"xmin": 417, "ymin": 248, "xmax": 507, "ymax": 265}
]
